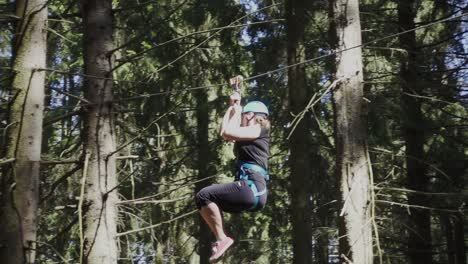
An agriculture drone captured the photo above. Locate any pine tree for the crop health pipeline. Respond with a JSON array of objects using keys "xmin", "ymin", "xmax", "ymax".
[
  {"xmin": 397, "ymin": 1, "xmax": 432, "ymax": 262},
  {"xmin": 0, "ymin": 0, "xmax": 47, "ymax": 262},
  {"xmin": 329, "ymin": 0, "xmax": 373, "ymax": 262},
  {"xmin": 286, "ymin": 0, "xmax": 313, "ymax": 263},
  {"xmin": 80, "ymin": 0, "xmax": 119, "ymax": 262}
]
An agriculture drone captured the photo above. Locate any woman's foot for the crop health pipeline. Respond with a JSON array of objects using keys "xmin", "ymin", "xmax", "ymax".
[{"xmin": 209, "ymin": 237, "xmax": 234, "ymax": 263}]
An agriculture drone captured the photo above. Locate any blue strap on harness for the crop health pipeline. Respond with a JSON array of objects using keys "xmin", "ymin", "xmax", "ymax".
[
  {"xmin": 241, "ymin": 163, "xmax": 269, "ymax": 181},
  {"xmin": 238, "ymin": 163, "xmax": 269, "ymax": 210}
]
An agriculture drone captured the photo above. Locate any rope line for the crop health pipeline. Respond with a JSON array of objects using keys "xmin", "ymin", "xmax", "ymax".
[
  {"xmin": 38, "ymin": 3, "xmax": 282, "ymax": 86},
  {"xmin": 118, "ymin": 12, "xmax": 468, "ymax": 102},
  {"xmin": 37, "ymin": 12, "xmax": 467, "ymax": 105},
  {"xmin": 112, "ymin": 19, "xmax": 284, "ymax": 72},
  {"xmin": 244, "ymin": 12, "xmax": 467, "ymax": 81},
  {"xmin": 141, "ymin": 3, "xmax": 282, "ymax": 80}
]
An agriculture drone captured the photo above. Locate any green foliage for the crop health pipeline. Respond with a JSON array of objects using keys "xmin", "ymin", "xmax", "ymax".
[{"xmin": 0, "ymin": 0, "xmax": 465, "ymax": 263}]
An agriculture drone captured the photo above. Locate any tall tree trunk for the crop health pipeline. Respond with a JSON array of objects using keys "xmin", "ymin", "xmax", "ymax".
[
  {"xmin": 329, "ymin": 0, "xmax": 373, "ymax": 263},
  {"xmin": 0, "ymin": 0, "xmax": 47, "ymax": 263},
  {"xmin": 452, "ymin": 214, "xmax": 465, "ymax": 264},
  {"xmin": 286, "ymin": 0, "xmax": 312, "ymax": 263},
  {"xmin": 397, "ymin": 1, "xmax": 432, "ymax": 263},
  {"xmin": 441, "ymin": 214, "xmax": 455, "ymax": 263},
  {"xmin": 315, "ymin": 202, "xmax": 329, "ymax": 264},
  {"xmin": 441, "ymin": 213, "xmax": 466, "ymax": 264},
  {"xmin": 195, "ymin": 81, "xmax": 215, "ymax": 264},
  {"xmin": 80, "ymin": 0, "xmax": 119, "ymax": 263}
]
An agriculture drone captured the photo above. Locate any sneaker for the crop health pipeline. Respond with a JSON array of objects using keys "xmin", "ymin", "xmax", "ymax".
[{"xmin": 209, "ymin": 237, "xmax": 234, "ymax": 263}]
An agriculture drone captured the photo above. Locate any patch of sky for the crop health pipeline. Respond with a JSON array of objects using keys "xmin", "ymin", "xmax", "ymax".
[
  {"xmin": 318, "ymin": 74, "xmax": 333, "ymax": 104},
  {"xmin": 317, "ymin": 47, "xmax": 331, "ymax": 56},
  {"xmin": 131, "ymin": 242, "xmax": 156, "ymax": 264},
  {"xmin": 445, "ymin": 6, "xmax": 467, "ymax": 96},
  {"xmin": 0, "ymin": 31, "xmax": 12, "ymax": 58},
  {"xmin": 248, "ymin": 79, "xmax": 258, "ymax": 89},
  {"xmin": 239, "ymin": 0, "xmax": 258, "ymax": 13},
  {"xmin": 48, "ymin": 74, "xmax": 82, "ymax": 109},
  {"xmin": 239, "ymin": 0, "xmax": 257, "ymax": 45},
  {"xmin": 239, "ymin": 0, "xmax": 270, "ymax": 45}
]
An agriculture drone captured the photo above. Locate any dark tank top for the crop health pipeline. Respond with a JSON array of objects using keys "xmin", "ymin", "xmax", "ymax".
[{"xmin": 234, "ymin": 127, "xmax": 270, "ymax": 170}]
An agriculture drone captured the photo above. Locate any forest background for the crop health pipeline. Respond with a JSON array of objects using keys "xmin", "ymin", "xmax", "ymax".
[{"xmin": 0, "ymin": 0, "xmax": 466, "ymax": 263}]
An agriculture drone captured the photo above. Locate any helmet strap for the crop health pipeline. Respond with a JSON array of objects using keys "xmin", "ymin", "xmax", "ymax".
[{"xmin": 242, "ymin": 112, "xmax": 256, "ymax": 125}]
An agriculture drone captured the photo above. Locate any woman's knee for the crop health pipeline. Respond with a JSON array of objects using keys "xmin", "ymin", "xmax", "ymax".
[{"xmin": 195, "ymin": 187, "xmax": 210, "ymax": 209}]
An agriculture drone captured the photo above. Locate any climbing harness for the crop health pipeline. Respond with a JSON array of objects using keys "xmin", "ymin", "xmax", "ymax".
[{"xmin": 238, "ymin": 162, "xmax": 269, "ymax": 210}]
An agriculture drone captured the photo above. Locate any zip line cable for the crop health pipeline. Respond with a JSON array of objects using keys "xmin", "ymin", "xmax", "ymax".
[
  {"xmin": 116, "ymin": 12, "xmax": 468, "ymax": 102},
  {"xmin": 244, "ymin": 12, "xmax": 468, "ymax": 82},
  {"xmin": 38, "ymin": 3, "xmax": 282, "ymax": 85},
  {"xmin": 112, "ymin": 19, "xmax": 284, "ymax": 72},
  {"xmin": 37, "ymin": 12, "xmax": 467, "ymax": 106},
  {"xmin": 134, "ymin": 3, "xmax": 283, "ymax": 79}
]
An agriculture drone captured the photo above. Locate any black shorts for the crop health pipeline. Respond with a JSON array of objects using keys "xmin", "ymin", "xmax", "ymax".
[{"xmin": 195, "ymin": 169, "xmax": 267, "ymax": 213}]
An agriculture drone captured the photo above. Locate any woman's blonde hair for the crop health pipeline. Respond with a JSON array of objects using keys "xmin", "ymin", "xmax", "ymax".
[{"xmin": 254, "ymin": 114, "xmax": 270, "ymax": 129}]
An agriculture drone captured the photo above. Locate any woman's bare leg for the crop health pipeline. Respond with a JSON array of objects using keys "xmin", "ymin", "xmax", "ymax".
[{"xmin": 199, "ymin": 202, "xmax": 228, "ymax": 241}]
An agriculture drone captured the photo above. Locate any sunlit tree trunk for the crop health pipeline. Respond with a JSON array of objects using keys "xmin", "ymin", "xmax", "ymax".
[
  {"xmin": 329, "ymin": 0, "xmax": 373, "ymax": 262},
  {"xmin": 286, "ymin": 0, "xmax": 312, "ymax": 263},
  {"xmin": 0, "ymin": 0, "xmax": 47, "ymax": 263},
  {"xmin": 397, "ymin": 1, "xmax": 432, "ymax": 263},
  {"xmin": 81, "ymin": 0, "xmax": 119, "ymax": 263}
]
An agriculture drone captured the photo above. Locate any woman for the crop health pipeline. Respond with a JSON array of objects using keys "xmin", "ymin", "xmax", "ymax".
[{"xmin": 195, "ymin": 93, "xmax": 271, "ymax": 262}]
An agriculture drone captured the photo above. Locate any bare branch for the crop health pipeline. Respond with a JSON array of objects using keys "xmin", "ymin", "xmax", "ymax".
[
  {"xmin": 78, "ymin": 154, "xmax": 89, "ymax": 264},
  {"xmin": 117, "ymin": 196, "xmax": 190, "ymax": 205},
  {"xmin": 0, "ymin": 158, "xmax": 15, "ymax": 165},
  {"xmin": 40, "ymin": 159, "xmax": 80, "ymax": 165},
  {"xmin": 43, "ymin": 110, "xmax": 81, "ymax": 126},
  {"xmin": 120, "ymin": 174, "xmax": 217, "ymax": 204},
  {"xmin": 376, "ymin": 200, "xmax": 465, "ymax": 213},
  {"xmin": 116, "ymin": 209, "xmax": 197, "ymax": 237},
  {"xmin": 376, "ymin": 187, "xmax": 468, "ymax": 197},
  {"xmin": 40, "ymin": 164, "xmax": 82, "ymax": 203}
]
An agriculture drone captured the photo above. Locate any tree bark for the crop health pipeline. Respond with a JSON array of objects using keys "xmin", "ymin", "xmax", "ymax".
[
  {"xmin": 441, "ymin": 214, "xmax": 455, "ymax": 263},
  {"xmin": 80, "ymin": 0, "xmax": 119, "ymax": 263},
  {"xmin": 441, "ymin": 213, "xmax": 466, "ymax": 264},
  {"xmin": 195, "ymin": 81, "xmax": 216, "ymax": 264},
  {"xmin": 397, "ymin": 1, "xmax": 432, "ymax": 263},
  {"xmin": 286, "ymin": 0, "xmax": 312, "ymax": 263},
  {"xmin": 452, "ymin": 214, "xmax": 466, "ymax": 264},
  {"xmin": 315, "ymin": 203, "xmax": 329, "ymax": 264},
  {"xmin": 329, "ymin": 0, "xmax": 373, "ymax": 263},
  {"xmin": 0, "ymin": 0, "xmax": 47, "ymax": 263}
]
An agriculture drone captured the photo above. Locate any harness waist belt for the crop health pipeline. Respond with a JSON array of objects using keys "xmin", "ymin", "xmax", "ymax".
[
  {"xmin": 239, "ymin": 163, "xmax": 269, "ymax": 181},
  {"xmin": 238, "ymin": 162, "xmax": 269, "ymax": 210}
]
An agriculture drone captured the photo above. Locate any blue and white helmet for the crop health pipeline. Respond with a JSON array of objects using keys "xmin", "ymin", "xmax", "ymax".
[{"xmin": 242, "ymin": 101, "xmax": 269, "ymax": 116}]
